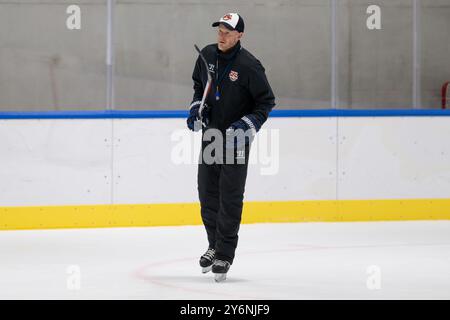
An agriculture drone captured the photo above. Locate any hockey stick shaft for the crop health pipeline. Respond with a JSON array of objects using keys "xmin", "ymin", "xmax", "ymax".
[{"xmin": 194, "ymin": 44, "xmax": 213, "ymax": 126}]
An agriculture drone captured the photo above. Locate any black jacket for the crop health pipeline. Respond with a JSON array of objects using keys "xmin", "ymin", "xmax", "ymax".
[{"xmin": 190, "ymin": 41, "xmax": 275, "ymax": 133}]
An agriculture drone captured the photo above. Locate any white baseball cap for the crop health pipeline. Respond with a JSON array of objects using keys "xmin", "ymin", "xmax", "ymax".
[{"xmin": 212, "ymin": 13, "xmax": 245, "ymax": 33}]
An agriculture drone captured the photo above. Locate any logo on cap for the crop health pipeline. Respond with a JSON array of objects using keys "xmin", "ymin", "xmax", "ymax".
[
  {"xmin": 229, "ymin": 70, "xmax": 239, "ymax": 82},
  {"xmin": 222, "ymin": 14, "xmax": 232, "ymax": 21}
]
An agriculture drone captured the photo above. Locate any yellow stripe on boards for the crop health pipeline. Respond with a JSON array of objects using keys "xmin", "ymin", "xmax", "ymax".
[
  {"xmin": 0, "ymin": 204, "xmax": 202, "ymax": 230},
  {"xmin": 0, "ymin": 199, "xmax": 450, "ymax": 230}
]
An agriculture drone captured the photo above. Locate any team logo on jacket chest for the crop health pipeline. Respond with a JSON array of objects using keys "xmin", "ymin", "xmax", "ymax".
[{"xmin": 229, "ymin": 70, "xmax": 239, "ymax": 82}]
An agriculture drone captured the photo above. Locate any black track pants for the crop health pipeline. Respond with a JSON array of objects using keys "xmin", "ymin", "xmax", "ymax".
[{"xmin": 197, "ymin": 146, "xmax": 250, "ymax": 264}]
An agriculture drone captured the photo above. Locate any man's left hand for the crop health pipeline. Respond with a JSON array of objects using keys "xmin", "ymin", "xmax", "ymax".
[{"xmin": 225, "ymin": 119, "xmax": 251, "ymax": 150}]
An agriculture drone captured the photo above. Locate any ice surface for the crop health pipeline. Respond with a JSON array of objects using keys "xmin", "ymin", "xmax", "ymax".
[{"xmin": 0, "ymin": 221, "xmax": 449, "ymax": 299}]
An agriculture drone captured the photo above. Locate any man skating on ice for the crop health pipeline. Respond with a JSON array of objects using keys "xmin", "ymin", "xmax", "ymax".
[{"xmin": 187, "ymin": 13, "xmax": 275, "ymax": 282}]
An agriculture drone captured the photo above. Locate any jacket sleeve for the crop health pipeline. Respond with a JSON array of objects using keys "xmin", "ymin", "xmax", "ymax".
[
  {"xmin": 190, "ymin": 56, "xmax": 204, "ymax": 110},
  {"xmin": 241, "ymin": 60, "xmax": 276, "ymax": 132}
]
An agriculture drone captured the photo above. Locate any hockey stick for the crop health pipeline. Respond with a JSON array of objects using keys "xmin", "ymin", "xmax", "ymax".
[{"xmin": 194, "ymin": 44, "xmax": 213, "ymax": 127}]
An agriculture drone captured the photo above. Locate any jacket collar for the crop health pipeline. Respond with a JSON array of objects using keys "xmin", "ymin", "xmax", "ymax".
[{"xmin": 217, "ymin": 41, "xmax": 241, "ymax": 60}]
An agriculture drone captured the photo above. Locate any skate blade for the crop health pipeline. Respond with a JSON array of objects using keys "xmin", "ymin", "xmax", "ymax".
[
  {"xmin": 214, "ymin": 273, "xmax": 227, "ymax": 282},
  {"xmin": 202, "ymin": 266, "xmax": 212, "ymax": 274}
]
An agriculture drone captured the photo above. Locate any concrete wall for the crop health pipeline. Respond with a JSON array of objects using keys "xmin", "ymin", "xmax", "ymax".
[{"xmin": 0, "ymin": 0, "xmax": 449, "ymax": 111}]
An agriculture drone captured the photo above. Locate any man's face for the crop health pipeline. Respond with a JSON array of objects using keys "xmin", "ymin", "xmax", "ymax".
[{"xmin": 217, "ymin": 24, "xmax": 243, "ymax": 52}]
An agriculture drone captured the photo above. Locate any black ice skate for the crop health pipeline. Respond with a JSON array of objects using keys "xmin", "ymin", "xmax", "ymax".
[
  {"xmin": 212, "ymin": 259, "xmax": 230, "ymax": 282},
  {"xmin": 199, "ymin": 248, "xmax": 215, "ymax": 273}
]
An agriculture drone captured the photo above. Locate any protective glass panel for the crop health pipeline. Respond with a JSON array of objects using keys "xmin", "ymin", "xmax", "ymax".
[
  {"xmin": 0, "ymin": 0, "xmax": 106, "ymax": 111},
  {"xmin": 421, "ymin": 0, "xmax": 450, "ymax": 109},
  {"xmin": 114, "ymin": 0, "xmax": 331, "ymax": 110},
  {"xmin": 337, "ymin": 0, "xmax": 413, "ymax": 109}
]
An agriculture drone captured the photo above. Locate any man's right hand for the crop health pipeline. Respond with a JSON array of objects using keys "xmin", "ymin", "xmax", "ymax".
[{"xmin": 187, "ymin": 102, "xmax": 210, "ymax": 132}]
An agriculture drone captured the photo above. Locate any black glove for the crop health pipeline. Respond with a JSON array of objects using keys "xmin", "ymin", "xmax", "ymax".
[
  {"xmin": 187, "ymin": 102, "xmax": 210, "ymax": 132},
  {"xmin": 225, "ymin": 118, "xmax": 254, "ymax": 150}
]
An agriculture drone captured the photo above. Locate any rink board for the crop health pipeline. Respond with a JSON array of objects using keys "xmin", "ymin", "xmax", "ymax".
[{"xmin": 1, "ymin": 114, "xmax": 450, "ymax": 229}]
